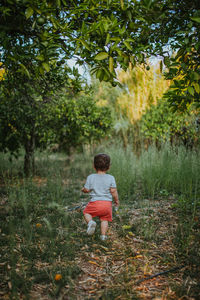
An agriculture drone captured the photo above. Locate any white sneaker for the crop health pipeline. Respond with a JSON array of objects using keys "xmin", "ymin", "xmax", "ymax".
[
  {"xmin": 87, "ymin": 220, "xmax": 96, "ymax": 235},
  {"xmin": 100, "ymin": 235, "xmax": 108, "ymax": 241}
]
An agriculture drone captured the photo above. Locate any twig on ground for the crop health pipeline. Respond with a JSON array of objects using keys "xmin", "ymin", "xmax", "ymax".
[{"xmin": 136, "ymin": 265, "xmax": 185, "ymax": 284}]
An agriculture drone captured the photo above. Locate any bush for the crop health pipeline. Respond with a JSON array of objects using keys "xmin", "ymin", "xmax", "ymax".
[{"xmin": 140, "ymin": 99, "xmax": 199, "ymax": 148}]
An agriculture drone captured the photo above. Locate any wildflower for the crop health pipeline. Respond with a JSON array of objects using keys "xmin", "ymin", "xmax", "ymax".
[
  {"xmin": 55, "ymin": 274, "xmax": 62, "ymax": 281},
  {"xmin": 36, "ymin": 223, "xmax": 42, "ymax": 228}
]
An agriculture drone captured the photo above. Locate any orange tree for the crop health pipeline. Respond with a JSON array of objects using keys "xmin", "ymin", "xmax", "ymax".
[
  {"xmin": 0, "ymin": 65, "xmax": 111, "ymax": 176},
  {"xmin": 49, "ymin": 93, "xmax": 112, "ymax": 154},
  {"xmin": 0, "ymin": 64, "xmax": 76, "ymax": 175}
]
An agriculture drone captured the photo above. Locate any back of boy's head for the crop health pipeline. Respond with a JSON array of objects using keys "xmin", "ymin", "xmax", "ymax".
[{"xmin": 94, "ymin": 153, "xmax": 110, "ymax": 171}]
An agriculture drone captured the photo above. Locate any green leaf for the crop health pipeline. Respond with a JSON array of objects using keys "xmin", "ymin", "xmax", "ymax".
[
  {"xmin": 34, "ymin": 8, "xmax": 41, "ymax": 14},
  {"xmin": 96, "ymin": 68, "xmax": 103, "ymax": 79},
  {"xmin": 41, "ymin": 41, "xmax": 48, "ymax": 47},
  {"xmin": 127, "ymin": 11, "xmax": 132, "ymax": 21},
  {"xmin": 25, "ymin": 7, "xmax": 34, "ymax": 19},
  {"xmin": 105, "ymin": 33, "xmax": 110, "ymax": 45},
  {"xmin": 56, "ymin": 0, "xmax": 61, "ymax": 7},
  {"xmin": 191, "ymin": 17, "xmax": 200, "ymax": 23},
  {"xmin": 194, "ymin": 42, "xmax": 200, "ymax": 51},
  {"xmin": 94, "ymin": 52, "xmax": 109, "ymax": 60},
  {"xmin": 36, "ymin": 55, "xmax": 45, "ymax": 61},
  {"xmin": 122, "ymin": 225, "xmax": 132, "ymax": 230},
  {"xmin": 160, "ymin": 60, "xmax": 163, "ymax": 73},
  {"xmin": 31, "ymin": 20, "xmax": 36, "ymax": 30},
  {"xmin": 164, "ymin": 56, "xmax": 170, "ymax": 67},
  {"xmin": 39, "ymin": 66, "xmax": 44, "ymax": 75},
  {"xmin": 99, "ymin": 69, "xmax": 105, "ymax": 81},
  {"xmin": 110, "ymin": 37, "xmax": 121, "ymax": 42},
  {"xmin": 103, "ymin": 21, "xmax": 109, "ymax": 32},
  {"xmin": 123, "ymin": 40, "xmax": 132, "ymax": 51},
  {"xmin": 19, "ymin": 63, "xmax": 30, "ymax": 78},
  {"xmin": 79, "ymin": 39, "xmax": 90, "ymax": 50},
  {"xmin": 193, "ymin": 72, "xmax": 200, "ymax": 80},
  {"xmin": 109, "ymin": 56, "xmax": 114, "ymax": 73},
  {"xmin": 193, "ymin": 83, "xmax": 200, "ymax": 94},
  {"xmin": 126, "ymin": 38, "xmax": 135, "ymax": 43},
  {"xmin": 119, "ymin": 25, "xmax": 126, "ymax": 35},
  {"xmin": 103, "ymin": 67, "xmax": 110, "ymax": 78},
  {"xmin": 175, "ymin": 48, "xmax": 184, "ymax": 59},
  {"xmin": 42, "ymin": 62, "xmax": 50, "ymax": 72},
  {"xmin": 188, "ymin": 86, "xmax": 194, "ymax": 96}
]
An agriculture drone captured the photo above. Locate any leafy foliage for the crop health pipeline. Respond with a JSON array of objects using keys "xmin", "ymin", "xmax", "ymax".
[
  {"xmin": 1, "ymin": 0, "xmax": 200, "ymax": 108},
  {"xmin": 0, "ymin": 66, "xmax": 111, "ymax": 173},
  {"xmin": 0, "ymin": 64, "xmax": 80, "ymax": 150},
  {"xmin": 47, "ymin": 93, "xmax": 112, "ymax": 153},
  {"xmin": 117, "ymin": 64, "xmax": 170, "ymax": 122},
  {"xmin": 140, "ymin": 99, "xmax": 199, "ymax": 148},
  {"xmin": 1, "ymin": 0, "xmax": 200, "ymax": 171}
]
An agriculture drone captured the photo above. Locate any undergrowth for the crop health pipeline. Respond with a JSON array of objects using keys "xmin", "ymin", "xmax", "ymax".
[{"xmin": 0, "ymin": 143, "xmax": 199, "ymax": 299}]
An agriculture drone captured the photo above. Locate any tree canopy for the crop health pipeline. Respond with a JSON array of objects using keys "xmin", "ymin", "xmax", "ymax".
[{"xmin": 1, "ymin": 0, "xmax": 200, "ymax": 110}]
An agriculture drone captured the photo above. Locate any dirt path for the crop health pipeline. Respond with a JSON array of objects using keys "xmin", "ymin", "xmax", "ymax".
[
  {"xmin": 2, "ymin": 193, "xmax": 198, "ymax": 300},
  {"xmin": 62, "ymin": 199, "xmax": 197, "ymax": 299}
]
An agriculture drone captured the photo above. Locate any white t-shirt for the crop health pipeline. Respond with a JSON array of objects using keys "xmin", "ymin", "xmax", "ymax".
[{"xmin": 84, "ymin": 173, "xmax": 117, "ymax": 202}]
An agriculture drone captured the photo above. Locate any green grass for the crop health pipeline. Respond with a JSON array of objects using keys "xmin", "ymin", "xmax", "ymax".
[
  {"xmin": 0, "ymin": 151, "xmax": 85, "ymax": 298},
  {"xmin": 103, "ymin": 143, "xmax": 200, "ymax": 202},
  {"xmin": 0, "ymin": 144, "xmax": 200, "ymax": 299}
]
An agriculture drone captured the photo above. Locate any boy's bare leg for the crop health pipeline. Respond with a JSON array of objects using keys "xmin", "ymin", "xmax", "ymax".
[
  {"xmin": 84, "ymin": 213, "xmax": 92, "ymax": 223},
  {"xmin": 101, "ymin": 220, "xmax": 108, "ymax": 235},
  {"xmin": 84, "ymin": 213, "xmax": 96, "ymax": 235}
]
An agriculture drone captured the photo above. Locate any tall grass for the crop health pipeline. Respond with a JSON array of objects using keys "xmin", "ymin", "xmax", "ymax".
[
  {"xmin": 100, "ymin": 143, "xmax": 200, "ymax": 203},
  {"xmin": 138, "ymin": 144, "xmax": 200, "ymax": 199},
  {"xmin": 0, "ymin": 151, "xmax": 85, "ymax": 299},
  {"xmin": 0, "ymin": 144, "xmax": 199, "ymax": 298},
  {"xmin": 103, "ymin": 143, "xmax": 199, "ymax": 264},
  {"xmin": 2, "ymin": 143, "xmax": 198, "ymax": 202},
  {"xmin": 108, "ymin": 145, "xmax": 137, "ymax": 202}
]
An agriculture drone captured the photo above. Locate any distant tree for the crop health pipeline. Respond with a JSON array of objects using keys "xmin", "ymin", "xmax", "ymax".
[
  {"xmin": 140, "ymin": 99, "xmax": 199, "ymax": 148},
  {"xmin": 93, "ymin": 64, "xmax": 169, "ymax": 149},
  {"xmin": 117, "ymin": 64, "xmax": 170, "ymax": 122},
  {"xmin": 0, "ymin": 71, "xmax": 112, "ymax": 175},
  {"xmin": 51, "ymin": 93, "xmax": 112, "ymax": 154},
  {"xmin": 0, "ymin": 64, "xmax": 85, "ymax": 176}
]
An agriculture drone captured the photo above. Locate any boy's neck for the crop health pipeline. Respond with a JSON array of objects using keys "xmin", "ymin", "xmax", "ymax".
[{"xmin": 96, "ymin": 170, "xmax": 107, "ymax": 174}]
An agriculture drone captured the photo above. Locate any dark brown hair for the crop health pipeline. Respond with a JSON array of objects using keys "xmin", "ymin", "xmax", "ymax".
[{"xmin": 94, "ymin": 153, "xmax": 110, "ymax": 171}]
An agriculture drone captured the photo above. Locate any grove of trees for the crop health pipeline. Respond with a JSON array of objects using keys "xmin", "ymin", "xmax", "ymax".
[{"xmin": 0, "ymin": 0, "xmax": 200, "ymax": 174}]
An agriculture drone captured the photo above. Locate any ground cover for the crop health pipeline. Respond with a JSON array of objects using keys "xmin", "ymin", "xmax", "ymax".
[{"xmin": 0, "ymin": 147, "xmax": 199, "ymax": 299}]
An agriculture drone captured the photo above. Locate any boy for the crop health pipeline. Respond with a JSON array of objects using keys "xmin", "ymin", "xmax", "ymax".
[{"xmin": 82, "ymin": 153, "xmax": 119, "ymax": 241}]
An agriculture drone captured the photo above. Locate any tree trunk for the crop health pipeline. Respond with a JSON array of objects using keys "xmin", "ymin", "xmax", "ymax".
[
  {"xmin": 24, "ymin": 127, "xmax": 35, "ymax": 177},
  {"xmin": 121, "ymin": 130, "xmax": 128, "ymax": 149}
]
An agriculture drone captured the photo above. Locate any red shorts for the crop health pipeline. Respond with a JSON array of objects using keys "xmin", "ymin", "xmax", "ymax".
[{"xmin": 83, "ymin": 201, "xmax": 112, "ymax": 222}]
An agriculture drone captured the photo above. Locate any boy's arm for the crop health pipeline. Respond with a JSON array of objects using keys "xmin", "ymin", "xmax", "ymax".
[
  {"xmin": 110, "ymin": 188, "xmax": 119, "ymax": 206},
  {"xmin": 82, "ymin": 187, "xmax": 90, "ymax": 193},
  {"xmin": 82, "ymin": 176, "xmax": 91, "ymax": 193}
]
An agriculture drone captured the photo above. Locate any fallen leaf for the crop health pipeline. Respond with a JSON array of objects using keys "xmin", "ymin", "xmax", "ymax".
[
  {"xmin": 88, "ymin": 260, "xmax": 100, "ymax": 266},
  {"xmin": 134, "ymin": 255, "xmax": 143, "ymax": 259}
]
